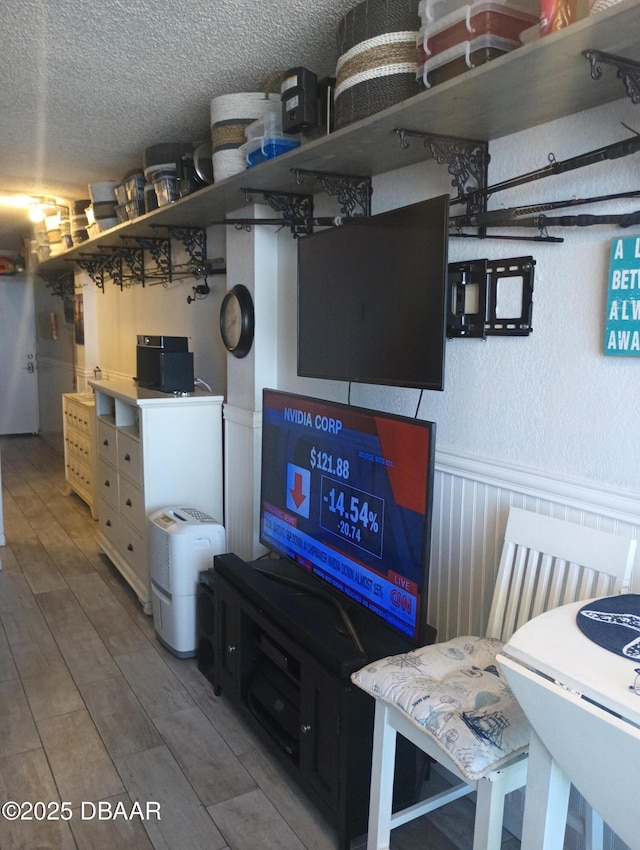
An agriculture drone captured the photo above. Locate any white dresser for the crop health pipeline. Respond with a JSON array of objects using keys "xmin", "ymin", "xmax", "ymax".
[
  {"xmin": 89, "ymin": 379, "xmax": 224, "ymax": 614},
  {"xmin": 62, "ymin": 392, "xmax": 98, "ymax": 519}
]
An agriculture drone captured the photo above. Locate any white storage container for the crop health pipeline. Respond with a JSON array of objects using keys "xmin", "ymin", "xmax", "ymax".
[
  {"xmin": 149, "ymin": 507, "xmax": 226, "ymax": 658},
  {"xmin": 420, "ymin": 33, "xmax": 520, "ymax": 87}
]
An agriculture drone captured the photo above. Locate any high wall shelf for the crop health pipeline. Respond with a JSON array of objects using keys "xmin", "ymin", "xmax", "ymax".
[{"xmin": 38, "ymin": 0, "xmax": 639, "ymax": 274}]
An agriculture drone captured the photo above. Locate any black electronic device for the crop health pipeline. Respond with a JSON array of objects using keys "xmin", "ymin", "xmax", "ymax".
[
  {"xmin": 260, "ymin": 388, "xmax": 436, "ymax": 647},
  {"xmin": 297, "ymin": 195, "xmax": 449, "ymax": 390},
  {"xmin": 281, "ymin": 66, "xmax": 319, "ymax": 134},
  {"xmin": 136, "ymin": 334, "xmax": 194, "ymax": 393}
]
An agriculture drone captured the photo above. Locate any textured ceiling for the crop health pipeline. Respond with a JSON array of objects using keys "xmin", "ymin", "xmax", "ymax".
[{"xmin": 0, "ymin": 0, "xmax": 361, "ymax": 250}]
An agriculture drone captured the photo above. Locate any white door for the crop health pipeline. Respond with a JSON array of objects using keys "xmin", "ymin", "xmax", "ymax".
[{"xmin": 0, "ymin": 274, "xmax": 39, "ymax": 434}]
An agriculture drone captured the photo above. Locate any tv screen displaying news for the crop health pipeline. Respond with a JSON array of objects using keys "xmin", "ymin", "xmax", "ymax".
[{"xmin": 259, "ymin": 389, "xmax": 436, "ymax": 644}]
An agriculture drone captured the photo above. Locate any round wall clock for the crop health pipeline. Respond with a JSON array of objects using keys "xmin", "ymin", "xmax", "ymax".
[{"xmin": 219, "ymin": 284, "xmax": 255, "ymax": 358}]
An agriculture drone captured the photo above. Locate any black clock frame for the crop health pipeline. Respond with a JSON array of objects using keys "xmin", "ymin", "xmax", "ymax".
[{"xmin": 220, "ymin": 284, "xmax": 255, "ymax": 358}]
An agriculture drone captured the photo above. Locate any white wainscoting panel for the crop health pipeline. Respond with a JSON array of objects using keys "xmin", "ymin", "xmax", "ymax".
[
  {"xmin": 428, "ymin": 449, "xmax": 640, "ymax": 642},
  {"xmin": 429, "ymin": 449, "xmax": 638, "ymax": 850},
  {"xmin": 223, "ymin": 404, "xmax": 265, "ymax": 562}
]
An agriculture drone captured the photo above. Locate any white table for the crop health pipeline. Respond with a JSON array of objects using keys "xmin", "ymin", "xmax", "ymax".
[{"xmin": 497, "ymin": 599, "xmax": 640, "ymax": 850}]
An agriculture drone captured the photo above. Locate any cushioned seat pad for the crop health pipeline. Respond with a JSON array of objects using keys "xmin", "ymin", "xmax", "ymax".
[{"xmin": 351, "ymin": 636, "xmax": 530, "ymax": 781}]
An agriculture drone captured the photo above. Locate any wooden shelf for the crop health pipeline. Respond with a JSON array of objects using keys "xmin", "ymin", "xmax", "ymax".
[{"xmin": 38, "ymin": 0, "xmax": 639, "ymax": 272}]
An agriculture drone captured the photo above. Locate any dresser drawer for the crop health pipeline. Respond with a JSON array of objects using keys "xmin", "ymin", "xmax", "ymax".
[
  {"xmin": 97, "ymin": 421, "xmax": 117, "ymax": 465},
  {"xmin": 66, "ymin": 431, "xmax": 92, "ymax": 464},
  {"xmin": 119, "ymin": 478, "xmax": 145, "ymax": 533},
  {"xmin": 66, "ymin": 459, "xmax": 92, "ymax": 497},
  {"xmin": 118, "ymin": 432, "xmax": 141, "ymax": 483},
  {"xmin": 97, "ymin": 460, "xmax": 118, "ymax": 508},
  {"xmin": 98, "ymin": 497, "xmax": 120, "ymax": 548},
  {"xmin": 118, "ymin": 520, "xmax": 148, "ymax": 590}
]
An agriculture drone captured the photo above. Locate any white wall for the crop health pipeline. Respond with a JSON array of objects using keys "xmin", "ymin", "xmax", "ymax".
[
  {"xmin": 83, "ymin": 225, "xmax": 228, "ymax": 394},
  {"xmin": 33, "ymin": 274, "xmax": 75, "ymax": 451},
  {"xmin": 275, "ymin": 98, "xmax": 640, "ymax": 500},
  {"xmin": 267, "ymin": 95, "xmax": 640, "ymax": 850}
]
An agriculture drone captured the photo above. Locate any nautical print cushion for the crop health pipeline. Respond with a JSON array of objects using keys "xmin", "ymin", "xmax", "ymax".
[{"xmin": 351, "ymin": 636, "xmax": 530, "ymax": 781}]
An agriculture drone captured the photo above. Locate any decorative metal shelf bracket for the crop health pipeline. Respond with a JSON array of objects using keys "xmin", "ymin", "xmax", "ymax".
[
  {"xmin": 114, "ymin": 245, "xmax": 145, "ymax": 285},
  {"xmin": 242, "ymin": 188, "xmax": 314, "ymax": 237},
  {"xmin": 584, "ymin": 49, "xmax": 640, "ymax": 104},
  {"xmin": 75, "ymin": 254, "xmax": 110, "ymax": 292},
  {"xmin": 123, "ymin": 236, "xmax": 172, "ymax": 281},
  {"xmin": 39, "ymin": 269, "xmax": 74, "ymax": 299},
  {"xmin": 290, "ymin": 168, "xmax": 372, "ymax": 219},
  {"xmin": 395, "ymin": 128, "xmax": 489, "ymax": 217},
  {"xmin": 160, "ymin": 226, "xmax": 207, "ymax": 273},
  {"xmin": 96, "ymin": 247, "xmax": 126, "ymax": 290}
]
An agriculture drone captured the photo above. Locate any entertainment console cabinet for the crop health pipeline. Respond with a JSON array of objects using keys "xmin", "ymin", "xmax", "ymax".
[{"xmin": 206, "ymin": 553, "xmax": 437, "ymax": 850}]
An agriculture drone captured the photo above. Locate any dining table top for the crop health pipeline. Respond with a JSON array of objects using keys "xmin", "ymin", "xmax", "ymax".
[{"xmin": 503, "ymin": 597, "xmax": 640, "ymax": 730}]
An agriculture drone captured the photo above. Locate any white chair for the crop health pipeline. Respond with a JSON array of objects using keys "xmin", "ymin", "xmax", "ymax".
[{"xmin": 352, "ymin": 506, "xmax": 637, "ymax": 850}]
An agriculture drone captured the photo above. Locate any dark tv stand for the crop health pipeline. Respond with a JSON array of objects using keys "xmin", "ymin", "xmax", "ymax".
[{"xmin": 206, "ymin": 552, "xmax": 436, "ymax": 850}]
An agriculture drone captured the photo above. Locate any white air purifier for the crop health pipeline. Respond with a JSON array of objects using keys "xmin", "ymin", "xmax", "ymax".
[{"xmin": 149, "ymin": 506, "xmax": 226, "ymax": 657}]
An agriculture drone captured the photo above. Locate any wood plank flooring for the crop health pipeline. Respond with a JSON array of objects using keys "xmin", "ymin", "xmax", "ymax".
[{"xmin": 0, "ymin": 434, "xmax": 519, "ymax": 850}]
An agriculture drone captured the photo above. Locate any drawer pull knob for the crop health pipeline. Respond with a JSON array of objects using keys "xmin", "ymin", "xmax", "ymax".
[
  {"xmin": 103, "ymin": 439, "xmax": 109, "ymax": 446},
  {"xmin": 106, "ymin": 520, "xmax": 111, "ymax": 527},
  {"xmin": 124, "ymin": 453, "xmax": 131, "ymax": 462},
  {"xmin": 301, "ymin": 724, "xmax": 312, "ymax": 734},
  {"xmin": 127, "ymin": 543, "xmax": 134, "ymax": 552},
  {"xmin": 126, "ymin": 498, "xmax": 132, "ymax": 507},
  {"xmin": 227, "ymin": 645, "xmax": 237, "ymax": 653},
  {"xmin": 104, "ymin": 480, "xmax": 110, "ymax": 487}
]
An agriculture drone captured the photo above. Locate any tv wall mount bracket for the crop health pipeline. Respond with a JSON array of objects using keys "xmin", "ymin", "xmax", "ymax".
[{"xmin": 447, "ymin": 255, "xmax": 535, "ymax": 338}]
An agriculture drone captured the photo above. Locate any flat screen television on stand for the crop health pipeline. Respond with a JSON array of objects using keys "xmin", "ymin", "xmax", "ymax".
[
  {"xmin": 297, "ymin": 194, "xmax": 450, "ymax": 391},
  {"xmin": 259, "ymin": 388, "xmax": 436, "ymax": 652}
]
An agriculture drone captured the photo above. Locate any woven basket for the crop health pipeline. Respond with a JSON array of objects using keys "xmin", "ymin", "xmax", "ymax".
[
  {"xmin": 210, "ymin": 92, "xmax": 280, "ymax": 182},
  {"xmin": 335, "ymin": 0, "xmax": 420, "ymax": 130}
]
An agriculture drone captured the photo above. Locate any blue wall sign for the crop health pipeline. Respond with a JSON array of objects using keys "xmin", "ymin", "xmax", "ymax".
[{"xmin": 605, "ymin": 236, "xmax": 640, "ymax": 356}]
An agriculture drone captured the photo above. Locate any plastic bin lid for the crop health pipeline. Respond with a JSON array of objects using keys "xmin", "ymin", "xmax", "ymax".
[
  {"xmin": 421, "ymin": 0, "xmax": 538, "ymax": 41},
  {"xmin": 419, "ymin": 0, "xmax": 536, "ymax": 22},
  {"xmin": 421, "ymin": 33, "xmax": 519, "ymax": 84}
]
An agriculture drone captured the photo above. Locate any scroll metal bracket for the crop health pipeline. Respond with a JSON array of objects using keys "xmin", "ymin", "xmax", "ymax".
[
  {"xmin": 122, "ymin": 236, "xmax": 172, "ymax": 281},
  {"xmin": 75, "ymin": 254, "xmax": 110, "ymax": 292},
  {"xmin": 290, "ymin": 168, "xmax": 372, "ymax": 219},
  {"xmin": 241, "ymin": 188, "xmax": 314, "ymax": 237},
  {"xmin": 161, "ymin": 226, "xmax": 207, "ymax": 273},
  {"xmin": 39, "ymin": 269, "xmax": 74, "ymax": 299},
  {"xmin": 116, "ymin": 245, "xmax": 145, "ymax": 285},
  {"xmin": 584, "ymin": 49, "xmax": 640, "ymax": 105},
  {"xmin": 96, "ymin": 247, "xmax": 125, "ymax": 290},
  {"xmin": 395, "ymin": 128, "xmax": 489, "ymax": 218}
]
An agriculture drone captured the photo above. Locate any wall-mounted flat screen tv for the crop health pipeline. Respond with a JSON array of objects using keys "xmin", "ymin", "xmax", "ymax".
[
  {"xmin": 259, "ymin": 388, "xmax": 436, "ymax": 645},
  {"xmin": 297, "ymin": 195, "xmax": 449, "ymax": 391}
]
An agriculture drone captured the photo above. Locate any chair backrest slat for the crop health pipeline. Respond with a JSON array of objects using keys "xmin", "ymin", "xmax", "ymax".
[{"xmin": 485, "ymin": 507, "xmax": 636, "ymax": 643}]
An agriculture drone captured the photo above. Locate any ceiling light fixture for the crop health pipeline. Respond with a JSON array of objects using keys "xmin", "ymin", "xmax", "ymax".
[{"xmin": 0, "ymin": 194, "xmax": 65, "ymax": 224}]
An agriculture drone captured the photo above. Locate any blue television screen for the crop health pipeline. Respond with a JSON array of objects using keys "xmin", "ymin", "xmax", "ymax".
[{"xmin": 259, "ymin": 389, "xmax": 435, "ymax": 644}]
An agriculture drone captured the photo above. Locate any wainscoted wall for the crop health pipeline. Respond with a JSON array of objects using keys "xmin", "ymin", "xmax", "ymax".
[
  {"xmin": 429, "ymin": 449, "xmax": 637, "ymax": 850},
  {"xmin": 429, "ymin": 448, "xmax": 640, "ymax": 642},
  {"xmin": 223, "ymin": 405, "xmax": 264, "ymax": 560}
]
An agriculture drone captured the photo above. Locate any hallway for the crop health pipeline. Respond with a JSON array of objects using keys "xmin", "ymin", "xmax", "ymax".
[{"xmin": 0, "ymin": 434, "xmax": 509, "ymax": 850}]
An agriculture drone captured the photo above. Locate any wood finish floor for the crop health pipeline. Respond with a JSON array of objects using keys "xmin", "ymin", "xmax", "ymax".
[{"xmin": 0, "ymin": 434, "xmax": 520, "ymax": 850}]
